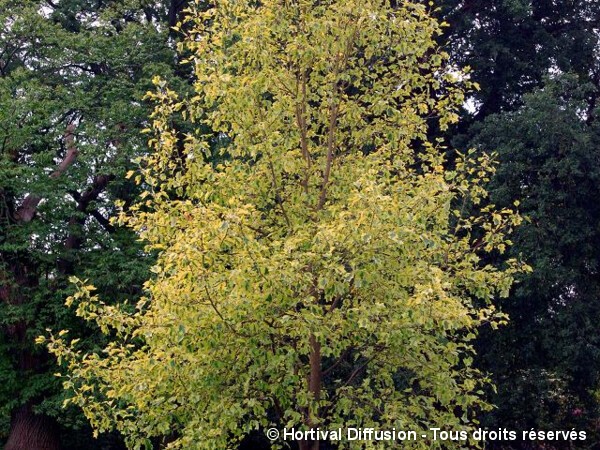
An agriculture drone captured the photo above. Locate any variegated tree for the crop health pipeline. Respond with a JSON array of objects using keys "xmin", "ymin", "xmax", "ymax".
[{"xmin": 43, "ymin": 1, "xmax": 527, "ymax": 449}]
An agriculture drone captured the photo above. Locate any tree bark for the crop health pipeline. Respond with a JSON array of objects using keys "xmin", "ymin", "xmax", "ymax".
[
  {"xmin": 4, "ymin": 403, "xmax": 60, "ymax": 450},
  {"xmin": 308, "ymin": 335, "xmax": 322, "ymax": 409},
  {"xmin": 1, "ymin": 262, "xmax": 61, "ymax": 450}
]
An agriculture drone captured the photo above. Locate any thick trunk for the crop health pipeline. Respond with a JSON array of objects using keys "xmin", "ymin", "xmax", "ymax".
[
  {"xmin": 299, "ymin": 335, "xmax": 321, "ymax": 450},
  {"xmin": 4, "ymin": 124, "xmax": 116, "ymax": 449},
  {"xmin": 2, "ymin": 265, "xmax": 61, "ymax": 450},
  {"xmin": 5, "ymin": 403, "xmax": 60, "ymax": 450}
]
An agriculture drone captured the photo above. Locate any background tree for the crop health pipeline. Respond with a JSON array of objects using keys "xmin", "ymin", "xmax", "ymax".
[
  {"xmin": 472, "ymin": 74, "xmax": 600, "ymax": 437},
  {"xmin": 44, "ymin": 1, "xmax": 526, "ymax": 449},
  {"xmin": 435, "ymin": 0, "xmax": 600, "ymax": 441},
  {"xmin": 0, "ymin": 0, "xmax": 190, "ymax": 448}
]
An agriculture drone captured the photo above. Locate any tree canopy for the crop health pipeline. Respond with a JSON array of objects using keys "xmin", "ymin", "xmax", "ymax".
[{"xmin": 43, "ymin": 1, "xmax": 526, "ymax": 448}]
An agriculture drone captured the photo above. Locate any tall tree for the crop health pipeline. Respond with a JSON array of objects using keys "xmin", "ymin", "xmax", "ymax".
[
  {"xmin": 473, "ymin": 74, "xmax": 600, "ymax": 438},
  {"xmin": 435, "ymin": 0, "xmax": 600, "ymax": 440},
  {"xmin": 44, "ymin": 1, "xmax": 526, "ymax": 448},
  {"xmin": 0, "ymin": 0, "xmax": 189, "ymax": 448}
]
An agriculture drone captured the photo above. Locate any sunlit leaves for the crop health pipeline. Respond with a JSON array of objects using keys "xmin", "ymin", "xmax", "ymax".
[{"xmin": 46, "ymin": 1, "xmax": 527, "ymax": 448}]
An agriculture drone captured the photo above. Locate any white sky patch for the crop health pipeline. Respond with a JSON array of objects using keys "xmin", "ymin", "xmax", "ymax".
[{"xmin": 464, "ymin": 96, "xmax": 481, "ymax": 115}]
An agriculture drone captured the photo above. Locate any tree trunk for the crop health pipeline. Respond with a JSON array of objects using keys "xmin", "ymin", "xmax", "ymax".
[
  {"xmin": 1, "ymin": 264, "xmax": 62, "ymax": 450},
  {"xmin": 299, "ymin": 334, "xmax": 321, "ymax": 450},
  {"xmin": 308, "ymin": 334, "xmax": 322, "ymax": 409},
  {"xmin": 5, "ymin": 403, "xmax": 60, "ymax": 450},
  {"xmin": 4, "ymin": 124, "xmax": 82, "ymax": 449}
]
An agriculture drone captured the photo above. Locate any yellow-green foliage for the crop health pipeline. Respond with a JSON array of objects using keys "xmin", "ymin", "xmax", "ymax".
[{"xmin": 41, "ymin": 0, "xmax": 528, "ymax": 448}]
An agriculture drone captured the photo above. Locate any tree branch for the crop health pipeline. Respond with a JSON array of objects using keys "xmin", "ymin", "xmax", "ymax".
[
  {"xmin": 50, "ymin": 123, "xmax": 78, "ymax": 179},
  {"xmin": 88, "ymin": 209, "xmax": 114, "ymax": 233},
  {"xmin": 317, "ymin": 26, "xmax": 357, "ymax": 210},
  {"xmin": 15, "ymin": 124, "xmax": 78, "ymax": 223}
]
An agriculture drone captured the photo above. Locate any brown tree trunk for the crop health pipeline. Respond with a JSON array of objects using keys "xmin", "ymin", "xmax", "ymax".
[
  {"xmin": 1, "ymin": 267, "xmax": 61, "ymax": 450},
  {"xmin": 308, "ymin": 334, "xmax": 322, "ymax": 409},
  {"xmin": 299, "ymin": 334, "xmax": 321, "ymax": 450},
  {"xmin": 2, "ymin": 303, "xmax": 62, "ymax": 450},
  {"xmin": 4, "ymin": 403, "xmax": 60, "ymax": 450}
]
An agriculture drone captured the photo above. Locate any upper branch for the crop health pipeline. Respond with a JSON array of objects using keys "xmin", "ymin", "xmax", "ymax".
[{"xmin": 15, "ymin": 123, "xmax": 78, "ymax": 223}]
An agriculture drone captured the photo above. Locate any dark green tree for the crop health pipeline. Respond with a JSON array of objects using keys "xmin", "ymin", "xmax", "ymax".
[
  {"xmin": 474, "ymin": 74, "xmax": 600, "ymax": 438},
  {"xmin": 0, "ymin": 0, "xmax": 190, "ymax": 448},
  {"xmin": 436, "ymin": 0, "xmax": 600, "ymax": 440}
]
